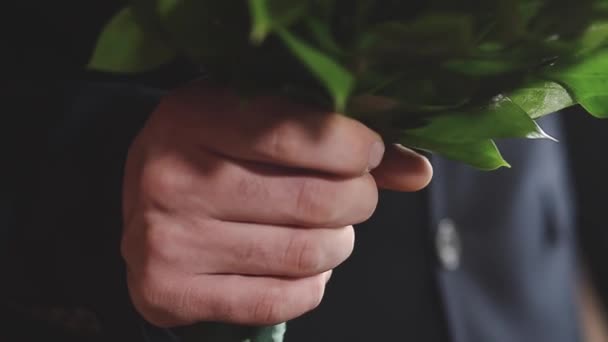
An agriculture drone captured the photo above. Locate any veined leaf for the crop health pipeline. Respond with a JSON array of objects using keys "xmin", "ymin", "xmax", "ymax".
[
  {"xmin": 277, "ymin": 29, "xmax": 355, "ymax": 112},
  {"xmin": 399, "ymin": 135, "xmax": 510, "ymax": 171},
  {"xmin": 404, "ymin": 94, "xmax": 554, "ymax": 143},
  {"xmin": 88, "ymin": 7, "xmax": 176, "ymax": 73},
  {"xmin": 508, "ymin": 80, "xmax": 575, "ymax": 119},
  {"xmin": 545, "ymin": 49, "xmax": 608, "ymax": 118}
]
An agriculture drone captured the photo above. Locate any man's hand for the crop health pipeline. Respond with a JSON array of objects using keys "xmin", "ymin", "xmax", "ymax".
[{"xmin": 121, "ymin": 84, "xmax": 432, "ymax": 328}]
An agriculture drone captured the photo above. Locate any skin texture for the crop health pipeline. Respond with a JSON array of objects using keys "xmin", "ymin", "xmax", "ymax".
[{"xmin": 121, "ymin": 84, "xmax": 433, "ymax": 328}]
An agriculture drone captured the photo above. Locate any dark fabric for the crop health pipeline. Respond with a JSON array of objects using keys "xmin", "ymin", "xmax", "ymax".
[
  {"xmin": 431, "ymin": 115, "xmax": 581, "ymax": 342},
  {"xmin": 564, "ymin": 108, "xmax": 608, "ymax": 316},
  {"xmin": 3, "ymin": 81, "xmax": 162, "ymax": 342}
]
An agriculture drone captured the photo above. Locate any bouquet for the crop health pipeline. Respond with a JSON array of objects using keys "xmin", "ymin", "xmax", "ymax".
[
  {"xmin": 89, "ymin": 0, "xmax": 608, "ymax": 340},
  {"xmin": 90, "ymin": 0, "xmax": 608, "ymax": 170}
]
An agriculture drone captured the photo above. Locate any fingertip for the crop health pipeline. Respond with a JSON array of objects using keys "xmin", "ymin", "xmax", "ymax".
[
  {"xmin": 367, "ymin": 141, "xmax": 386, "ymax": 172},
  {"xmin": 371, "ymin": 144, "xmax": 434, "ymax": 192},
  {"xmin": 412, "ymin": 155, "xmax": 434, "ymax": 190}
]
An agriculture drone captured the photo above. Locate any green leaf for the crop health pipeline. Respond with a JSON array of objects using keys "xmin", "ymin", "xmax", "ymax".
[
  {"xmin": 508, "ymin": 80, "xmax": 575, "ymax": 119},
  {"xmin": 87, "ymin": 7, "xmax": 176, "ymax": 73},
  {"xmin": 277, "ymin": 29, "xmax": 355, "ymax": 112},
  {"xmin": 249, "ymin": 0, "xmax": 309, "ymax": 43},
  {"xmin": 399, "ymin": 135, "xmax": 510, "ymax": 171},
  {"xmin": 545, "ymin": 49, "xmax": 608, "ymax": 118},
  {"xmin": 576, "ymin": 20, "xmax": 608, "ymax": 56},
  {"xmin": 129, "ymin": 0, "xmax": 177, "ymax": 35},
  {"xmin": 404, "ymin": 94, "xmax": 554, "ymax": 143}
]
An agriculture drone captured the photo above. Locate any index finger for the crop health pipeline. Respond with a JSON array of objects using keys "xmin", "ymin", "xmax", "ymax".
[{"xmin": 161, "ymin": 85, "xmax": 385, "ymax": 177}]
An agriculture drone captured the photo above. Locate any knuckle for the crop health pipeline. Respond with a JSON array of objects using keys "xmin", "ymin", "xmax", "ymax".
[
  {"xmin": 264, "ymin": 124, "xmax": 295, "ymax": 162},
  {"xmin": 292, "ymin": 179, "xmax": 336, "ymax": 226},
  {"xmin": 235, "ymin": 176, "xmax": 269, "ymax": 203},
  {"xmin": 204, "ymin": 296, "xmax": 238, "ymax": 323},
  {"xmin": 284, "ymin": 234, "xmax": 323, "ymax": 275},
  {"xmin": 129, "ymin": 277, "xmax": 181, "ymax": 328},
  {"xmin": 139, "ymin": 156, "xmax": 184, "ymax": 200},
  {"xmin": 141, "ymin": 222, "xmax": 177, "ymax": 264},
  {"xmin": 122, "ymin": 217, "xmax": 181, "ymax": 273},
  {"xmin": 235, "ymin": 239, "xmax": 266, "ymax": 265},
  {"xmin": 251, "ymin": 286, "xmax": 287, "ymax": 325},
  {"xmin": 130, "ymin": 274, "xmax": 213, "ymax": 328}
]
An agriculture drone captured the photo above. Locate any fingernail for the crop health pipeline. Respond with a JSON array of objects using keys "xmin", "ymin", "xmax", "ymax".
[
  {"xmin": 368, "ymin": 141, "xmax": 385, "ymax": 171},
  {"xmin": 394, "ymin": 144, "xmax": 422, "ymax": 159},
  {"xmin": 394, "ymin": 144, "xmax": 432, "ymax": 165}
]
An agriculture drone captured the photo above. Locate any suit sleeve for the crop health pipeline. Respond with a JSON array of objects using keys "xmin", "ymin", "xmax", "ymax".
[{"xmin": 3, "ymin": 80, "xmax": 162, "ymax": 341}]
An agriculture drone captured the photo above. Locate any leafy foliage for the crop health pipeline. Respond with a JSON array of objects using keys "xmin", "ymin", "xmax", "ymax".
[
  {"xmin": 87, "ymin": 7, "xmax": 176, "ymax": 73},
  {"xmin": 89, "ymin": 0, "xmax": 608, "ymax": 169}
]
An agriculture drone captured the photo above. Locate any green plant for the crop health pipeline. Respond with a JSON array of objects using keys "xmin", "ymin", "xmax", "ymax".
[{"xmin": 89, "ymin": 0, "xmax": 608, "ymax": 170}]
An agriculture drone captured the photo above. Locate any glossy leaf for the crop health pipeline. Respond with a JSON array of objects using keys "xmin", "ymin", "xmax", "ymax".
[
  {"xmin": 404, "ymin": 94, "xmax": 554, "ymax": 143},
  {"xmin": 87, "ymin": 7, "xmax": 176, "ymax": 73},
  {"xmin": 399, "ymin": 135, "xmax": 511, "ymax": 171},
  {"xmin": 545, "ymin": 49, "xmax": 608, "ymax": 118},
  {"xmin": 508, "ymin": 80, "xmax": 575, "ymax": 119}
]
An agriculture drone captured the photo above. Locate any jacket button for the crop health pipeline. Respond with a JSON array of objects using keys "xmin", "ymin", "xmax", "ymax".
[{"xmin": 436, "ymin": 218, "xmax": 461, "ymax": 271}]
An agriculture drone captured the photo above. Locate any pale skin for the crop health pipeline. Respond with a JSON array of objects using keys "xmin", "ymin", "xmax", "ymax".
[{"xmin": 121, "ymin": 83, "xmax": 433, "ymax": 328}]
